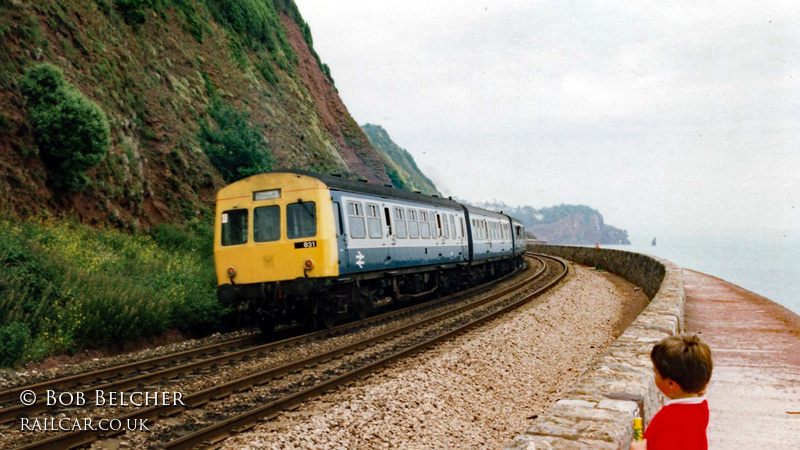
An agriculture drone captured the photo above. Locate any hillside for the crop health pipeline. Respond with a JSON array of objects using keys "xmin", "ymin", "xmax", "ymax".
[
  {"xmin": 0, "ymin": 0, "xmax": 390, "ymax": 228},
  {"xmin": 471, "ymin": 202, "xmax": 630, "ymax": 245},
  {"xmin": 361, "ymin": 123, "xmax": 439, "ymax": 196}
]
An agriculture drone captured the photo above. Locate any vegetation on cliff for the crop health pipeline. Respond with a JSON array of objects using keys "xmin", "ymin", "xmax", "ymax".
[
  {"xmin": 361, "ymin": 124, "xmax": 439, "ymax": 196},
  {"xmin": 0, "ymin": 0, "xmax": 389, "ymax": 229},
  {"xmin": 20, "ymin": 63, "xmax": 110, "ymax": 192}
]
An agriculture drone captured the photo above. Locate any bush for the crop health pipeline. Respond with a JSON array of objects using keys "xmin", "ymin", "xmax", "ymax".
[
  {"xmin": 199, "ymin": 98, "xmax": 273, "ymax": 183},
  {"xmin": 20, "ymin": 64, "xmax": 110, "ymax": 192},
  {"xmin": 115, "ymin": 0, "xmax": 149, "ymax": 26},
  {"xmin": 0, "ymin": 322, "xmax": 30, "ymax": 367}
]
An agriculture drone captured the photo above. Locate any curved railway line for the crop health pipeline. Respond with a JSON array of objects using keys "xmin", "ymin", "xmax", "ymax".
[{"xmin": 2, "ymin": 253, "xmax": 566, "ymax": 450}]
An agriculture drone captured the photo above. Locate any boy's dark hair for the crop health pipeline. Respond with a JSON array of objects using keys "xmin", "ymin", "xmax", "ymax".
[{"xmin": 651, "ymin": 334, "xmax": 713, "ymax": 393}]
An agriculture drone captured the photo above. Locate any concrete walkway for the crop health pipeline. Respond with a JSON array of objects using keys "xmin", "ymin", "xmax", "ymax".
[{"xmin": 683, "ymin": 269, "xmax": 800, "ymax": 449}]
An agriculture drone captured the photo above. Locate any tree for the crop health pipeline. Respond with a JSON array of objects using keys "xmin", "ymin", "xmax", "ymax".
[
  {"xmin": 20, "ymin": 64, "xmax": 110, "ymax": 192},
  {"xmin": 199, "ymin": 98, "xmax": 273, "ymax": 183}
]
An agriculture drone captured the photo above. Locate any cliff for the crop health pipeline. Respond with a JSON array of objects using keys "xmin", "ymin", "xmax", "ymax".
[
  {"xmin": 0, "ymin": 0, "xmax": 390, "ymax": 229},
  {"xmin": 529, "ymin": 213, "xmax": 630, "ymax": 245},
  {"xmin": 470, "ymin": 202, "xmax": 630, "ymax": 245},
  {"xmin": 361, "ymin": 124, "xmax": 439, "ymax": 196}
]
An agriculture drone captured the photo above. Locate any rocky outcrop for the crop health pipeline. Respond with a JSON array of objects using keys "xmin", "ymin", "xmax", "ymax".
[{"xmin": 531, "ymin": 213, "xmax": 630, "ymax": 245}]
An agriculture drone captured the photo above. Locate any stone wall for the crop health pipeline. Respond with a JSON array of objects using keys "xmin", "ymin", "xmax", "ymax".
[{"xmin": 507, "ymin": 245, "xmax": 685, "ymax": 449}]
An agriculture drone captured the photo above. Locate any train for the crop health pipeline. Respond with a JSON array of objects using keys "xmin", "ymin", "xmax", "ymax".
[{"xmin": 213, "ymin": 170, "xmax": 526, "ymax": 332}]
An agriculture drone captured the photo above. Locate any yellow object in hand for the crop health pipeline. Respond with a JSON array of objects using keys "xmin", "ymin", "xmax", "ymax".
[{"xmin": 632, "ymin": 417, "xmax": 643, "ymax": 441}]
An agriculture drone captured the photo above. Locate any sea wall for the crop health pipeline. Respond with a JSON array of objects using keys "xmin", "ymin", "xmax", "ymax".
[{"xmin": 507, "ymin": 244, "xmax": 685, "ymax": 449}]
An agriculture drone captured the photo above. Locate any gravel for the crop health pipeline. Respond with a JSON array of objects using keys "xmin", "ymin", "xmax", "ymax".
[{"xmin": 220, "ymin": 263, "xmax": 648, "ymax": 449}]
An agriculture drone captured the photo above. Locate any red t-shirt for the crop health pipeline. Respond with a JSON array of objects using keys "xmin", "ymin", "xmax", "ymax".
[{"xmin": 643, "ymin": 398, "xmax": 709, "ymax": 450}]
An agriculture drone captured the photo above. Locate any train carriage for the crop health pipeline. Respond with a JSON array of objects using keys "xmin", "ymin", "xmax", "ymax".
[{"xmin": 214, "ymin": 171, "xmax": 525, "ymax": 332}]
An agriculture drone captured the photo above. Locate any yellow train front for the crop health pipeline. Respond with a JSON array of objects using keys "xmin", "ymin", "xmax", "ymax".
[
  {"xmin": 215, "ymin": 170, "xmax": 525, "ymax": 332},
  {"xmin": 214, "ymin": 172, "xmax": 340, "ymax": 331}
]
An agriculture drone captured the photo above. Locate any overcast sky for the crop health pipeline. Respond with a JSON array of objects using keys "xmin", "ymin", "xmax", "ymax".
[{"xmin": 293, "ymin": 1, "xmax": 799, "ymax": 244}]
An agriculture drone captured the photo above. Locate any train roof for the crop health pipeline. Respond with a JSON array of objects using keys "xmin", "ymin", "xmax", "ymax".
[
  {"xmin": 253, "ymin": 171, "xmax": 523, "ymax": 223},
  {"xmin": 267, "ymin": 170, "xmax": 464, "ymax": 209}
]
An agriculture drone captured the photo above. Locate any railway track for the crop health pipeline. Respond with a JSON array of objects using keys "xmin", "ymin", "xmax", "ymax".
[
  {"xmin": 0, "ymin": 258, "xmax": 534, "ymax": 426},
  {"xmin": 4, "ymin": 253, "xmax": 565, "ymax": 449}
]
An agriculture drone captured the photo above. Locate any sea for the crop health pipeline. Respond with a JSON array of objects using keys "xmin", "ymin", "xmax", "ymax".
[{"xmin": 601, "ymin": 235, "xmax": 800, "ymax": 317}]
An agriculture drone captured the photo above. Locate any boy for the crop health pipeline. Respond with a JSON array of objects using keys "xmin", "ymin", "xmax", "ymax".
[{"xmin": 631, "ymin": 334, "xmax": 713, "ymax": 450}]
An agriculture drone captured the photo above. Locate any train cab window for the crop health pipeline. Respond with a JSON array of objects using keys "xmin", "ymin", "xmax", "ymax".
[
  {"xmin": 408, "ymin": 209, "xmax": 419, "ymax": 239},
  {"xmin": 347, "ymin": 201, "xmax": 366, "ymax": 239},
  {"xmin": 253, "ymin": 206, "xmax": 280, "ymax": 242},
  {"xmin": 221, "ymin": 209, "xmax": 248, "ymax": 246},
  {"xmin": 287, "ymin": 201, "xmax": 316, "ymax": 239},
  {"xmin": 366, "ymin": 203, "xmax": 382, "ymax": 239},
  {"xmin": 420, "ymin": 211, "xmax": 431, "ymax": 239},
  {"xmin": 394, "ymin": 207, "xmax": 408, "ymax": 238}
]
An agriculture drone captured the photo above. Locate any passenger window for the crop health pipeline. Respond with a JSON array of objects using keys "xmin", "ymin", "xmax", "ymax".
[
  {"xmin": 287, "ymin": 201, "xmax": 316, "ymax": 239},
  {"xmin": 221, "ymin": 209, "xmax": 248, "ymax": 246},
  {"xmin": 366, "ymin": 203, "xmax": 382, "ymax": 239},
  {"xmin": 254, "ymin": 206, "xmax": 280, "ymax": 242},
  {"xmin": 394, "ymin": 207, "xmax": 408, "ymax": 238},
  {"xmin": 460, "ymin": 218, "xmax": 465, "ymax": 239},
  {"xmin": 348, "ymin": 201, "xmax": 366, "ymax": 239},
  {"xmin": 408, "ymin": 209, "xmax": 419, "ymax": 239},
  {"xmin": 420, "ymin": 211, "xmax": 431, "ymax": 239},
  {"xmin": 449, "ymin": 214, "xmax": 456, "ymax": 238}
]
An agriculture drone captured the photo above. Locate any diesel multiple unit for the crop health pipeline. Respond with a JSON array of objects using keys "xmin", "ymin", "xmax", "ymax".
[{"xmin": 214, "ymin": 171, "xmax": 526, "ymax": 331}]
